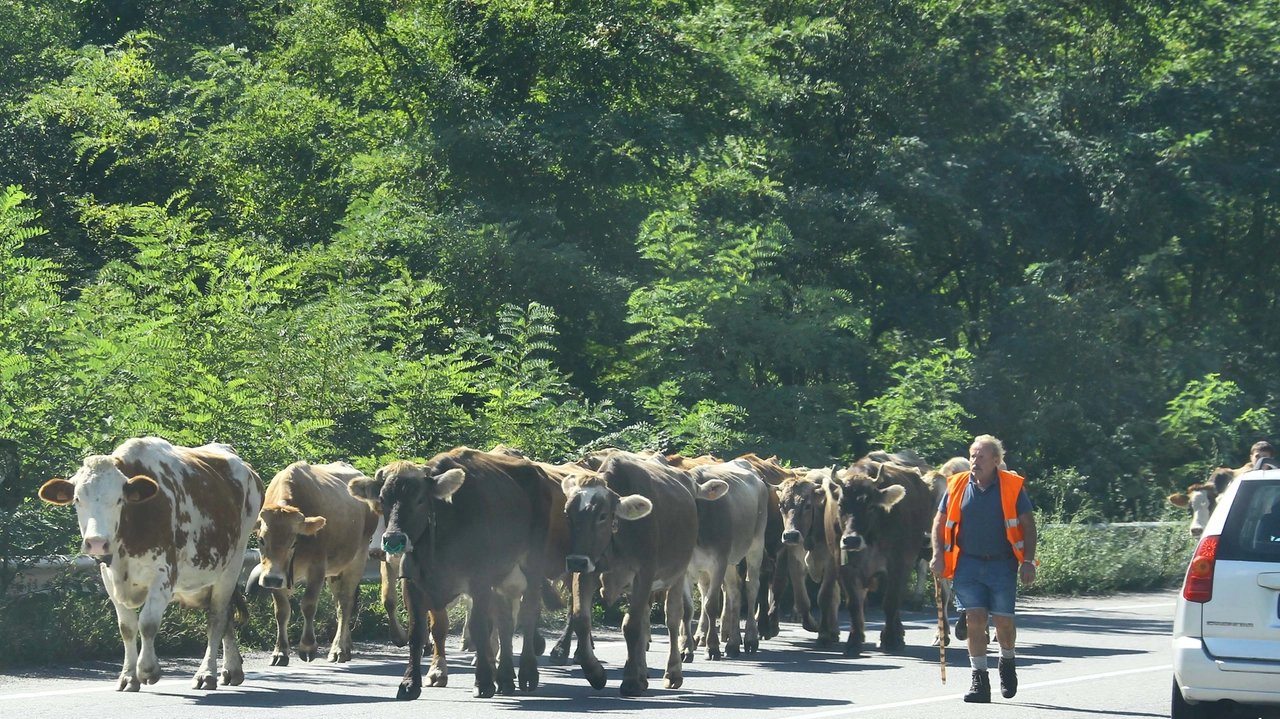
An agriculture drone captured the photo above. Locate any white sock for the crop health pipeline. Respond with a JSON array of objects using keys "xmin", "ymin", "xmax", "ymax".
[
  {"xmin": 970, "ymin": 654, "xmax": 988, "ymax": 672},
  {"xmin": 1001, "ymin": 648, "xmax": 1014, "ymax": 659}
]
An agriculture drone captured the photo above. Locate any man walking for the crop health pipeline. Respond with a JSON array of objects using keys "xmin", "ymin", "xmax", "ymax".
[{"xmin": 930, "ymin": 435, "xmax": 1037, "ymax": 703}]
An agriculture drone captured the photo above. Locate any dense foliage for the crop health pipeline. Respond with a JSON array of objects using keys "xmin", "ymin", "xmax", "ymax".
[{"xmin": 2, "ymin": 0, "xmax": 1278, "ymax": 558}]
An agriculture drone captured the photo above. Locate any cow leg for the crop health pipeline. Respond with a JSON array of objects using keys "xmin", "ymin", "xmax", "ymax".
[
  {"xmin": 397, "ymin": 579, "xmax": 428, "ymax": 699},
  {"xmin": 791, "ymin": 546, "xmax": 819, "ymax": 633},
  {"xmin": 469, "ymin": 587, "xmax": 498, "ymax": 698},
  {"xmin": 843, "ymin": 572, "xmax": 867, "ymax": 658},
  {"xmin": 328, "ymin": 568, "xmax": 361, "ymax": 663},
  {"xmin": 382, "ymin": 557, "xmax": 409, "ymax": 647},
  {"xmin": 270, "ymin": 588, "xmax": 292, "ymax": 666},
  {"xmin": 220, "ymin": 617, "xmax": 246, "ymax": 687},
  {"xmin": 456, "ymin": 594, "xmax": 475, "ymax": 652},
  {"xmin": 721, "ymin": 564, "xmax": 743, "ymax": 658},
  {"xmin": 194, "ymin": 574, "xmax": 239, "ymax": 690},
  {"xmin": 297, "ymin": 565, "xmax": 325, "ymax": 662},
  {"xmin": 879, "ymin": 558, "xmax": 911, "ymax": 652},
  {"xmin": 572, "ymin": 571, "xmax": 607, "ymax": 689},
  {"xmin": 815, "ymin": 559, "xmax": 839, "ymax": 647},
  {"xmin": 109, "ymin": 595, "xmax": 141, "ymax": 692},
  {"xmin": 681, "ymin": 579, "xmax": 695, "ymax": 663},
  {"xmin": 516, "ymin": 573, "xmax": 544, "ymax": 693},
  {"xmin": 662, "ymin": 580, "xmax": 686, "ymax": 689},
  {"xmin": 619, "ymin": 569, "xmax": 654, "ymax": 697},
  {"xmin": 425, "ymin": 607, "xmax": 450, "ymax": 688},
  {"xmin": 699, "ymin": 571, "xmax": 723, "ymax": 660},
  {"xmin": 549, "ymin": 603, "xmax": 575, "ymax": 666},
  {"xmin": 742, "ymin": 538, "xmax": 765, "ymax": 654},
  {"xmin": 136, "ymin": 570, "xmax": 175, "ymax": 687},
  {"xmin": 492, "ymin": 593, "xmax": 518, "ymax": 696}
]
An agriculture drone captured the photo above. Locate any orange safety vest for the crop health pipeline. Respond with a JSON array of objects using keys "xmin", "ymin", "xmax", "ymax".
[{"xmin": 941, "ymin": 469, "xmax": 1028, "ymax": 579}]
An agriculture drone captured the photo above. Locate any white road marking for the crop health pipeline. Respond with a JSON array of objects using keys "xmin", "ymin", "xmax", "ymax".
[
  {"xmin": 0, "ymin": 680, "xmax": 186, "ymax": 701},
  {"xmin": 782, "ymin": 663, "xmax": 1173, "ymax": 719}
]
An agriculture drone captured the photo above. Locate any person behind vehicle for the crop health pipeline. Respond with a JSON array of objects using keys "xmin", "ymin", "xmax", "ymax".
[
  {"xmin": 930, "ymin": 435, "xmax": 1037, "ymax": 703},
  {"xmin": 1251, "ymin": 441, "xmax": 1278, "ymax": 470}
]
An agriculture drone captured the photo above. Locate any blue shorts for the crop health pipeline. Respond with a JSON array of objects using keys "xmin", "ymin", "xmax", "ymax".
[{"xmin": 952, "ymin": 554, "xmax": 1018, "ymax": 617}]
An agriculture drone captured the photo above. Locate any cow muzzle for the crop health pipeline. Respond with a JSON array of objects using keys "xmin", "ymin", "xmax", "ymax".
[
  {"xmin": 260, "ymin": 573, "xmax": 286, "ymax": 589},
  {"xmin": 83, "ymin": 536, "xmax": 111, "ymax": 556},
  {"xmin": 566, "ymin": 555, "xmax": 595, "ymax": 574},
  {"xmin": 382, "ymin": 532, "xmax": 409, "ymax": 555},
  {"xmin": 781, "ymin": 529, "xmax": 802, "ymax": 545},
  {"xmin": 1190, "ymin": 526, "xmax": 1203, "ymax": 538},
  {"xmin": 841, "ymin": 533, "xmax": 866, "ymax": 551}
]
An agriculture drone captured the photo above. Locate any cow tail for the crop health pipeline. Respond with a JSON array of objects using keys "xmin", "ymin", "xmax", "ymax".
[
  {"xmin": 232, "ymin": 587, "xmax": 251, "ymax": 624},
  {"xmin": 541, "ymin": 578, "xmax": 566, "ymax": 610}
]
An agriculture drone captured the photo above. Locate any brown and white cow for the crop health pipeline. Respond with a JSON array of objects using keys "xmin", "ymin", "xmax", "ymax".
[
  {"xmin": 560, "ymin": 451, "xmax": 728, "ymax": 695},
  {"xmin": 38, "ymin": 438, "xmax": 264, "ymax": 691},
  {"xmin": 348, "ymin": 449, "xmax": 554, "ymax": 699},
  {"xmin": 828, "ymin": 459, "xmax": 935, "ymax": 656},
  {"xmin": 1169, "ymin": 466, "xmax": 1246, "ymax": 537},
  {"xmin": 686, "ymin": 459, "xmax": 770, "ymax": 659},
  {"xmin": 250, "ymin": 461, "xmax": 379, "ymax": 665},
  {"xmin": 776, "ymin": 469, "xmax": 837, "ymax": 643},
  {"xmin": 734, "ymin": 454, "xmax": 793, "ymax": 642}
]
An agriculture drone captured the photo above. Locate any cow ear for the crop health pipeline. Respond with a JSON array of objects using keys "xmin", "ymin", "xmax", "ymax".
[
  {"xmin": 878, "ymin": 484, "xmax": 906, "ymax": 510},
  {"xmin": 1168, "ymin": 493, "xmax": 1190, "ymax": 508},
  {"xmin": 432, "ymin": 468, "xmax": 466, "ymax": 501},
  {"xmin": 560, "ymin": 475, "xmax": 579, "ymax": 497},
  {"xmin": 124, "ymin": 475, "xmax": 160, "ymax": 503},
  {"xmin": 696, "ymin": 479, "xmax": 729, "ymax": 501},
  {"xmin": 348, "ymin": 475, "xmax": 384, "ymax": 501},
  {"xmin": 39, "ymin": 478, "xmax": 75, "ymax": 506},
  {"xmin": 617, "ymin": 494, "xmax": 653, "ymax": 521},
  {"xmin": 301, "ymin": 516, "xmax": 327, "ymax": 535}
]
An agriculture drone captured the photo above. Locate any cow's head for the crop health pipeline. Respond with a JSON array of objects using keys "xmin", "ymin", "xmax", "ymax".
[
  {"xmin": 1168, "ymin": 467, "xmax": 1235, "ymax": 537},
  {"xmin": 560, "ymin": 472, "xmax": 653, "ymax": 574},
  {"xmin": 832, "ymin": 464, "xmax": 907, "ymax": 553},
  {"xmin": 349, "ymin": 460, "xmax": 465, "ymax": 556},
  {"xmin": 255, "ymin": 501, "xmax": 326, "ymax": 589},
  {"xmin": 38, "ymin": 455, "xmax": 160, "ymax": 564},
  {"xmin": 778, "ymin": 470, "xmax": 831, "ymax": 550}
]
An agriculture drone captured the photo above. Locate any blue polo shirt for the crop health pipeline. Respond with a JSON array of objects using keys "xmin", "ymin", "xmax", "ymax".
[{"xmin": 938, "ymin": 472, "xmax": 1033, "ymax": 558}]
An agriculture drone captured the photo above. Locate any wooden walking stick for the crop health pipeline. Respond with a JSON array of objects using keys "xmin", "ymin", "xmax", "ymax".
[{"xmin": 934, "ymin": 579, "xmax": 947, "ymax": 684}]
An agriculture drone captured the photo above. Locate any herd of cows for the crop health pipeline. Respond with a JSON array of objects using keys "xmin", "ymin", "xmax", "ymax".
[{"xmin": 39, "ymin": 438, "xmax": 984, "ymax": 699}]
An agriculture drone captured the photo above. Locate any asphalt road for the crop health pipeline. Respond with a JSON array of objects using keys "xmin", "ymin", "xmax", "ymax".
[{"xmin": 0, "ymin": 591, "xmax": 1178, "ymax": 719}]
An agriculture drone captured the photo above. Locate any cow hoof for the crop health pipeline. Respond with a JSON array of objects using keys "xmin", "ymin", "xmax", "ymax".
[
  {"xmin": 397, "ymin": 682, "xmax": 422, "ymax": 701},
  {"xmin": 328, "ymin": 647, "xmax": 351, "ymax": 663},
  {"xmin": 745, "ymin": 639, "xmax": 759, "ymax": 654},
  {"xmin": 954, "ymin": 615, "xmax": 968, "ymax": 641},
  {"xmin": 221, "ymin": 668, "xmax": 245, "ymax": 686},
  {"xmin": 620, "ymin": 679, "xmax": 645, "ymax": 697},
  {"xmin": 549, "ymin": 643, "xmax": 570, "ymax": 666},
  {"xmin": 584, "ymin": 663, "xmax": 608, "ymax": 690},
  {"xmin": 681, "ymin": 649, "xmax": 694, "ymax": 663},
  {"xmin": 118, "ymin": 675, "xmax": 140, "ymax": 692},
  {"xmin": 193, "ymin": 673, "xmax": 217, "ymax": 691},
  {"xmin": 496, "ymin": 678, "xmax": 515, "ymax": 696},
  {"xmin": 390, "ymin": 633, "xmax": 409, "ymax": 648},
  {"xmin": 725, "ymin": 644, "xmax": 740, "ymax": 659},
  {"xmin": 693, "ymin": 634, "xmax": 705, "ymax": 648},
  {"xmin": 707, "ymin": 648, "xmax": 721, "ymax": 661},
  {"xmin": 843, "ymin": 644, "xmax": 863, "ymax": 658},
  {"xmin": 519, "ymin": 661, "xmax": 539, "ymax": 692},
  {"xmin": 427, "ymin": 668, "xmax": 448, "ymax": 687},
  {"xmin": 298, "ymin": 648, "xmax": 316, "ymax": 662},
  {"xmin": 663, "ymin": 673, "xmax": 683, "ymax": 690},
  {"xmin": 137, "ymin": 661, "xmax": 161, "ymax": 686},
  {"xmin": 271, "ymin": 652, "xmax": 289, "ymax": 667},
  {"xmin": 802, "ymin": 617, "xmax": 821, "ymax": 633},
  {"xmin": 474, "ymin": 682, "xmax": 496, "ymax": 699}
]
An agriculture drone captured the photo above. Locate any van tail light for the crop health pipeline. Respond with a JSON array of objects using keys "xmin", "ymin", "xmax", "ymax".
[{"xmin": 1182, "ymin": 535, "xmax": 1219, "ymax": 603}]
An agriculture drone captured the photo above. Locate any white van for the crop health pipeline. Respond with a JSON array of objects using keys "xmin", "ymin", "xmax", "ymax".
[{"xmin": 1172, "ymin": 468, "xmax": 1280, "ymax": 718}]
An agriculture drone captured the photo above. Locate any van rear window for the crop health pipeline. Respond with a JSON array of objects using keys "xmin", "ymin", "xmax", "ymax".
[{"xmin": 1218, "ymin": 480, "xmax": 1280, "ymax": 562}]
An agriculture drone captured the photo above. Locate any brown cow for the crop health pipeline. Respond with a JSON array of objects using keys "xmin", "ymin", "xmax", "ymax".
[
  {"xmin": 250, "ymin": 461, "xmax": 378, "ymax": 665},
  {"xmin": 1169, "ymin": 466, "xmax": 1245, "ymax": 537},
  {"xmin": 828, "ymin": 459, "xmax": 935, "ymax": 656},
  {"xmin": 561, "ymin": 451, "xmax": 728, "ymax": 695},
  {"xmin": 736, "ymin": 453, "xmax": 798, "ymax": 641},
  {"xmin": 38, "ymin": 438, "xmax": 263, "ymax": 691},
  {"xmin": 348, "ymin": 449, "xmax": 554, "ymax": 699},
  {"xmin": 777, "ymin": 469, "xmax": 836, "ymax": 644}
]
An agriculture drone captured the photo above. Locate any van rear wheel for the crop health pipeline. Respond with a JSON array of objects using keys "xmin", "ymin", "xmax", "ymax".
[{"xmin": 1171, "ymin": 679, "xmax": 1226, "ymax": 719}]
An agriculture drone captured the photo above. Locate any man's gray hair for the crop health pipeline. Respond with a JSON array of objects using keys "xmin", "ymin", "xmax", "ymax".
[{"xmin": 972, "ymin": 434, "xmax": 1005, "ymax": 461}]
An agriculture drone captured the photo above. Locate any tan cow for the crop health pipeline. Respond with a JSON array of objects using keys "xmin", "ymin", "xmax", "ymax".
[
  {"xmin": 39, "ymin": 438, "xmax": 263, "ymax": 691},
  {"xmin": 252, "ymin": 461, "xmax": 379, "ymax": 665}
]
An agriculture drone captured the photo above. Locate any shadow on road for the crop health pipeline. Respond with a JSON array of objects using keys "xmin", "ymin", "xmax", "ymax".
[{"xmin": 1016, "ymin": 701, "xmax": 1166, "ymax": 717}]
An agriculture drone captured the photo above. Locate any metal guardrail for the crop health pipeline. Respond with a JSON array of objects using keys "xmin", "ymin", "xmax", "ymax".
[{"xmin": 9, "ymin": 549, "xmax": 385, "ymax": 595}]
